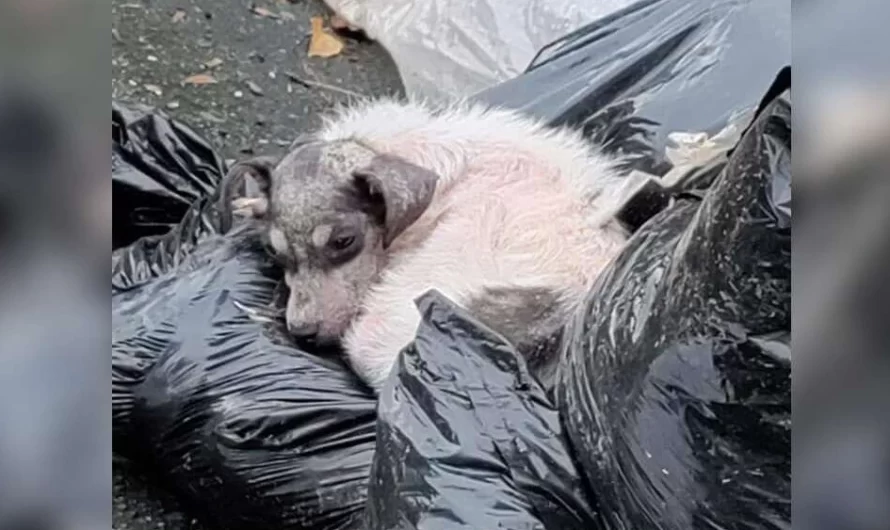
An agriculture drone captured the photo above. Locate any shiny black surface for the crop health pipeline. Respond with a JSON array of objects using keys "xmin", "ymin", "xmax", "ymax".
[{"xmin": 112, "ymin": 0, "xmax": 791, "ymax": 526}]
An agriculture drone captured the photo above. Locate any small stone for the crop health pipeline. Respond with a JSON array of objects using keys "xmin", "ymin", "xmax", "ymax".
[
  {"xmin": 166, "ymin": 100, "xmax": 180, "ymax": 110},
  {"xmin": 144, "ymin": 84, "xmax": 163, "ymax": 96},
  {"xmin": 246, "ymin": 80, "xmax": 264, "ymax": 96},
  {"xmin": 268, "ymin": 71, "xmax": 277, "ymax": 79},
  {"xmin": 199, "ymin": 111, "xmax": 226, "ymax": 123},
  {"xmin": 234, "ymin": 90, "xmax": 244, "ymax": 98},
  {"xmin": 147, "ymin": 55, "xmax": 158, "ymax": 62},
  {"xmin": 128, "ymin": 79, "xmax": 137, "ymax": 87}
]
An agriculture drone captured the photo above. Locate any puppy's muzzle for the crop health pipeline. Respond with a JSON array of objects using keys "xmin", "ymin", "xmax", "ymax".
[{"xmin": 287, "ymin": 320, "xmax": 320, "ymax": 342}]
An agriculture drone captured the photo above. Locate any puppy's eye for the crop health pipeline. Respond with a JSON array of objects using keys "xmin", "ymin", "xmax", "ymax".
[{"xmin": 330, "ymin": 235, "xmax": 355, "ymax": 251}]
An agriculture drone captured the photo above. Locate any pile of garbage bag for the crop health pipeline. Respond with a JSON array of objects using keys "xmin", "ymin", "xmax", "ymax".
[{"xmin": 111, "ymin": 0, "xmax": 790, "ymax": 528}]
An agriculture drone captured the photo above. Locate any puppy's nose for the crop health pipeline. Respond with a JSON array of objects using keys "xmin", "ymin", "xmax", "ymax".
[{"xmin": 288, "ymin": 321, "xmax": 319, "ymax": 340}]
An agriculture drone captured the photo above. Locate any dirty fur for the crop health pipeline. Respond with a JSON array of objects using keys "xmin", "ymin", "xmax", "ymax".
[{"xmin": 223, "ymin": 97, "xmax": 630, "ymax": 390}]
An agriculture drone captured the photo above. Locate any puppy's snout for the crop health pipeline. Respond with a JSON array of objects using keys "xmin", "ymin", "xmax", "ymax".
[{"xmin": 287, "ymin": 320, "xmax": 319, "ymax": 341}]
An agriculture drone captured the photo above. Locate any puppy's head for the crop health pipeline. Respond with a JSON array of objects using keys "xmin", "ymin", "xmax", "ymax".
[{"xmin": 221, "ymin": 139, "xmax": 438, "ymax": 344}]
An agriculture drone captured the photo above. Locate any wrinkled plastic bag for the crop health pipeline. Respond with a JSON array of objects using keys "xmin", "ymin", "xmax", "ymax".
[
  {"xmin": 112, "ymin": 101, "xmax": 226, "ymax": 251},
  {"xmin": 479, "ymin": 0, "xmax": 790, "ymax": 209},
  {"xmin": 114, "ymin": 226, "xmax": 377, "ymax": 529},
  {"xmin": 558, "ymin": 89, "xmax": 791, "ymax": 529},
  {"xmin": 323, "ymin": 0, "xmax": 633, "ymax": 100},
  {"xmin": 368, "ymin": 291, "xmax": 597, "ymax": 529},
  {"xmin": 112, "ymin": 0, "xmax": 791, "ymax": 526}
]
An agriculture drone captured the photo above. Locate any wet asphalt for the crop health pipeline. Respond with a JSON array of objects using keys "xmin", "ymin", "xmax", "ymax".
[{"xmin": 112, "ymin": 0, "xmax": 403, "ymax": 528}]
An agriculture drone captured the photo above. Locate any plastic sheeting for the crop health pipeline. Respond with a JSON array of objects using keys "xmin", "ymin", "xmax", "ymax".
[
  {"xmin": 112, "ymin": 0, "xmax": 791, "ymax": 526},
  {"xmin": 113, "ymin": 226, "xmax": 377, "ymax": 529},
  {"xmin": 368, "ymin": 291, "xmax": 598, "ymax": 529},
  {"xmin": 558, "ymin": 89, "xmax": 791, "ymax": 529},
  {"xmin": 112, "ymin": 102, "xmax": 226, "ymax": 250},
  {"xmin": 322, "ymin": 0, "xmax": 633, "ymax": 100},
  {"xmin": 478, "ymin": 0, "xmax": 790, "ymax": 188}
]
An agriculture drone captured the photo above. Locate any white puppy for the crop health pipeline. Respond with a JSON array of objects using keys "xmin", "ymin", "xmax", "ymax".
[{"xmin": 222, "ymin": 99, "xmax": 629, "ymax": 390}]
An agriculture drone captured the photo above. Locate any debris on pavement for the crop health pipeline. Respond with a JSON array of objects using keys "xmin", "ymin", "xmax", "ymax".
[
  {"xmin": 182, "ymin": 73, "xmax": 218, "ymax": 85},
  {"xmin": 307, "ymin": 16, "xmax": 344, "ymax": 58},
  {"xmin": 245, "ymin": 80, "xmax": 264, "ymax": 96},
  {"xmin": 144, "ymin": 84, "xmax": 163, "ymax": 96},
  {"xmin": 284, "ymin": 70, "xmax": 364, "ymax": 98},
  {"xmin": 249, "ymin": 4, "xmax": 280, "ymax": 20}
]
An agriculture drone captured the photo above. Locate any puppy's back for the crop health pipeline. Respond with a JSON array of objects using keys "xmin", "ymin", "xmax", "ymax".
[{"xmin": 328, "ymin": 99, "xmax": 629, "ymax": 387}]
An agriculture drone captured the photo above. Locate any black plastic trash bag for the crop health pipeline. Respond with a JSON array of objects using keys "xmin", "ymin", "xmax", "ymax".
[
  {"xmin": 479, "ymin": 0, "xmax": 789, "ymax": 232},
  {"xmin": 114, "ymin": 226, "xmax": 377, "ymax": 529},
  {"xmin": 479, "ymin": 0, "xmax": 790, "ymax": 182},
  {"xmin": 557, "ymin": 88, "xmax": 791, "ymax": 529},
  {"xmin": 112, "ymin": 101, "xmax": 227, "ymax": 251},
  {"xmin": 112, "ymin": 0, "xmax": 790, "ymax": 526},
  {"xmin": 368, "ymin": 291, "xmax": 597, "ymax": 529}
]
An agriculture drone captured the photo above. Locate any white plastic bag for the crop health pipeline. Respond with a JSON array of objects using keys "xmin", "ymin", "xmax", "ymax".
[{"xmin": 324, "ymin": 0, "xmax": 632, "ymax": 100}]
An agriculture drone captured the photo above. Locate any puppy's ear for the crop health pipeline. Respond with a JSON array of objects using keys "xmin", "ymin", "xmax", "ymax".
[
  {"xmin": 218, "ymin": 155, "xmax": 277, "ymax": 232},
  {"xmin": 352, "ymin": 154, "xmax": 438, "ymax": 248}
]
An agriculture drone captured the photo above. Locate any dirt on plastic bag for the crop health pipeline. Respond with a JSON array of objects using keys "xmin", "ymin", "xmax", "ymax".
[{"xmin": 111, "ymin": 0, "xmax": 790, "ymax": 527}]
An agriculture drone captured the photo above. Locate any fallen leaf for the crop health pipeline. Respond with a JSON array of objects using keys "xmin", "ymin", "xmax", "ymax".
[
  {"xmin": 171, "ymin": 9, "xmax": 186, "ymax": 23},
  {"xmin": 250, "ymin": 4, "xmax": 280, "ymax": 19},
  {"xmin": 203, "ymin": 57, "xmax": 224, "ymax": 69},
  {"xmin": 307, "ymin": 16, "xmax": 344, "ymax": 58},
  {"xmin": 182, "ymin": 73, "xmax": 218, "ymax": 85}
]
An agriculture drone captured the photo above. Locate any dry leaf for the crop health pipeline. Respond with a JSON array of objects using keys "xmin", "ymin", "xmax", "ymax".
[
  {"xmin": 182, "ymin": 74, "xmax": 218, "ymax": 85},
  {"xmin": 203, "ymin": 57, "xmax": 224, "ymax": 69},
  {"xmin": 307, "ymin": 16, "xmax": 344, "ymax": 58},
  {"xmin": 171, "ymin": 9, "xmax": 186, "ymax": 23},
  {"xmin": 250, "ymin": 4, "xmax": 280, "ymax": 19}
]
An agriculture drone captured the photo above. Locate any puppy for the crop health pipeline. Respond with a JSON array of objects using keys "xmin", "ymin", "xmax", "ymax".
[{"xmin": 221, "ymin": 99, "xmax": 629, "ymax": 390}]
